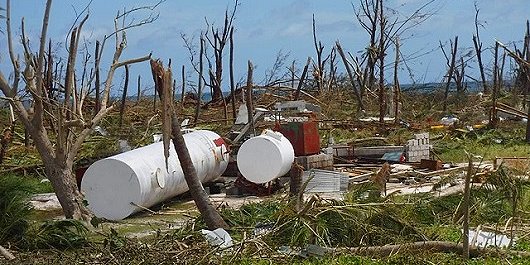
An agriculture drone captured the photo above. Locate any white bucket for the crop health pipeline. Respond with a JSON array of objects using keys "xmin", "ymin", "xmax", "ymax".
[
  {"xmin": 81, "ymin": 130, "xmax": 228, "ymax": 220},
  {"xmin": 237, "ymin": 130, "xmax": 294, "ymax": 184}
]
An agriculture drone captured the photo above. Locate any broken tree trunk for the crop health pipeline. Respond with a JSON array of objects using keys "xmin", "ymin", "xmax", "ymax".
[
  {"xmin": 246, "ymin": 60, "xmax": 255, "ymax": 135},
  {"xmin": 119, "ymin": 65, "xmax": 130, "ymax": 126},
  {"xmin": 393, "ymin": 37, "xmax": 401, "ymax": 123},
  {"xmin": 229, "ymin": 26, "xmax": 237, "ymax": 120},
  {"xmin": 137, "ymin": 75, "xmax": 141, "ymax": 102},
  {"xmin": 473, "ymin": 36, "xmax": 488, "ymax": 94},
  {"xmin": 181, "ymin": 65, "xmax": 186, "ymax": 108},
  {"xmin": 336, "ymin": 241, "xmax": 530, "ymax": 258},
  {"xmin": 94, "ymin": 41, "xmax": 101, "ymax": 115},
  {"xmin": 194, "ymin": 35, "xmax": 205, "ymax": 124},
  {"xmin": 524, "ymin": 21, "xmax": 530, "ymax": 142},
  {"xmin": 377, "ymin": 1, "xmax": 386, "ymax": 125},
  {"xmin": 462, "ymin": 155, "xmax": 473, "ymax": 259},
  {"xmin": 171, "ymin": 114, "xmax": 229, "ymax": 229},
  {"xmin": 336, "ymin": 41, "xmax": 363, "ymax": 113},
  {"xmin": 312, "ymin": 15, "xmax": 324, "ymax": 93},
  {"xmin": 491, "ymin": 42, "xmax": 499, "ymax": 128},
  {"xmin": 150, "ymin": 59, "xmax": 229, "ymax": 230},
  {"xmin": 443, "ymin": 36, "xmax": 458, "ymax": 112},
  {"xmin": 0, "ymin": 127, "xmax": 13, "ymax": 165},
  {"xmin": 294, "ymin": 57, "xmax": 311, "ymax": 101},
  {"xmin": 289, "ymin": 162, "xmax": 303, "ymax": 212},
  {"xmin": 0, "ymin": 106, "xmax": 14, "ymax": 165}
]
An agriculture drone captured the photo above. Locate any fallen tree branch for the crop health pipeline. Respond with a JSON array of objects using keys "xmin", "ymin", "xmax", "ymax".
[
  {"xmin": 333, "ymin": 241, "xmax": 530, "ymax": 258},
  {"xmin": 0, "ymin": 245, "xmax": 15, "ymax": 260}
]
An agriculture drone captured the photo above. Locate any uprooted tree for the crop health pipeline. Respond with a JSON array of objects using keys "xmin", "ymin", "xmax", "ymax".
[{"xmin": 0, "ymin": 0, "xmax": 157, "ymax": 220}]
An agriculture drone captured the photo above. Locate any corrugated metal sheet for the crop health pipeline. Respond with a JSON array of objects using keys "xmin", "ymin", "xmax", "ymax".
[{"xmin": 302, "ymin": 169, "xmax": 349, "ymax": 193}]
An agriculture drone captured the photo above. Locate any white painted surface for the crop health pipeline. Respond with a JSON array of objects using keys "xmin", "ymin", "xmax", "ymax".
[
  {"xmin": 81, "ymin": 130, "xmax": 229, "ymax": 220},
  {"xmin": 237, "ymin": 130, "xmax": 294, "ymax": 184}
]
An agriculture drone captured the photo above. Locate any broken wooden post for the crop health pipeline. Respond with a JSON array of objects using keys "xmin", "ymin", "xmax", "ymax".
[
  {"xmin": 289, "ymin": 162, "xmax": 303, "ymax": 197},
  {"xmin": 119, "ymin": 64, "xmax": 130, "ymax": 126},
  {"xmin": 462, "ymin": 154, "xmax": 473, "ymax": 260},
  {"xmin": 491, "ymin": 42, "xmax": 499, "ymax": 128}
]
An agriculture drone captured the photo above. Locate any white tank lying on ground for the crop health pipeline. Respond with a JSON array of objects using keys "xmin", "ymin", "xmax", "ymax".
[
  {"xmin": 237, "ymin": 130, "xmax": 295, "ymax": 184},
  {"xmin": 81, "ymin": 130, "xmax": 229, "ymax": 220}
]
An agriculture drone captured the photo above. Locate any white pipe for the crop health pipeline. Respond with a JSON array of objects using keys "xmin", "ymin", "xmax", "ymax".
[{"xmin": 81, "ymin": 130, "xmax": 229, "ymax": 220}]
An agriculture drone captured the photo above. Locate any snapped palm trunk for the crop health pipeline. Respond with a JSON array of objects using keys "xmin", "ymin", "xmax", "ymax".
[{"xmin": 150, "ymin": 58, "xmax": 228, "ymax": 230}]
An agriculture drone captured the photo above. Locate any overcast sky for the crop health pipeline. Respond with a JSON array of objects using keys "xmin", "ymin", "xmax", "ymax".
[{"xmin": 2, "ymin": 0, "xmax": 529, "ymax": 94}]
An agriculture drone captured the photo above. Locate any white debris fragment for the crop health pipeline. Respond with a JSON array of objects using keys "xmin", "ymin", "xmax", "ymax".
[{"xmin": 201, "ymin": 228, "xmax": 233, "ymax": 248}]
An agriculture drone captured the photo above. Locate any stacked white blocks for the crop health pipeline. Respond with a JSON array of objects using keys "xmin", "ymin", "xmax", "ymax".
[{"xmin": 406, "ymin": 133, "xmax": 430, "ymax": 162}]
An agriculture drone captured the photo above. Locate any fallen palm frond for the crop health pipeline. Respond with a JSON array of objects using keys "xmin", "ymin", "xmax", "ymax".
[
  {"xmin": 219, "ymin": 189, "xmax": 427, "ymax": 249},
  {"xmin": 22, "ymin": 219, "xmax": 88, "ymax": 250}
]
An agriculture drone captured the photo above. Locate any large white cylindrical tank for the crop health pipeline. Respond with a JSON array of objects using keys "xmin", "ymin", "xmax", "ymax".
[
  {"xmin": 81, "ymin": 130, "xmax": 228, "ymax": 220},
  {"xmin": 237, "ymin": 130, "xmax": 294, "ymax": 184}
]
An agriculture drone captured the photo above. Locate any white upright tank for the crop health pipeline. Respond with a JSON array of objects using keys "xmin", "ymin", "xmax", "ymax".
[
  {"xmin": 237, "ymin": 130, "xmax": 295, "ymax": 184},
  {"xmin": 81, "ymin": 130, "xmax": 228, "ymax": 220}
]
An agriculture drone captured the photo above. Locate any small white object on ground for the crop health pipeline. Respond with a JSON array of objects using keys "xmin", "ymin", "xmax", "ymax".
[{"xmin": 201, "ymin": 228, "xmax": 233, "ymax": 248}]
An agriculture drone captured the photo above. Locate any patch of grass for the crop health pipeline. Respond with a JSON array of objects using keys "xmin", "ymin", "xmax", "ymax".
[
  {"xmin": 22, "ymin": 219, "xmax": 89, "ymax": 250},
  {"xmin": 433, "ymin": 127, "xmax": 530, "ymax": 163},
  {"xmin": 0, "ymin": 174, "xmax": 35, "ymax": 244}
]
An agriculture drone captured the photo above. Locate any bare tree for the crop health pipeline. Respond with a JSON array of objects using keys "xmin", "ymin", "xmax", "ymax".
[
  {"xmin": 0, "ymin": 0, "xmax": 156, "ymax": 220},
  {"xmin": 204, "ymin": 0, "xmax": 239, "ymax": 103},
  {"xmin": 496, "ymin": 22, "xmax": 530, "ymax": 140},
  {"xmin": 440, "ymin": 36, "xmax": 458, "ymax": 112},
  {"xmin": 312, "ymin": 14, "xmax": 327, "ymax": 93},
  {"xmin": 352, "ymin": 0, "xmax": 436, "ymax": 119},
  {"xmin": 472, "ymin": 2, "xmax": 488, "ymax": 94}
]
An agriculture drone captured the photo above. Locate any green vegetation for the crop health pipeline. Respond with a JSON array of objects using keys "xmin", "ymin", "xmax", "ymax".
[
  {"xmin": 0, "ymin": 174, "xmax": 34, "ymax": 244},
  {"xmin": 3, "ymin": 91, "xmax": 530, "ymax": 263}
]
